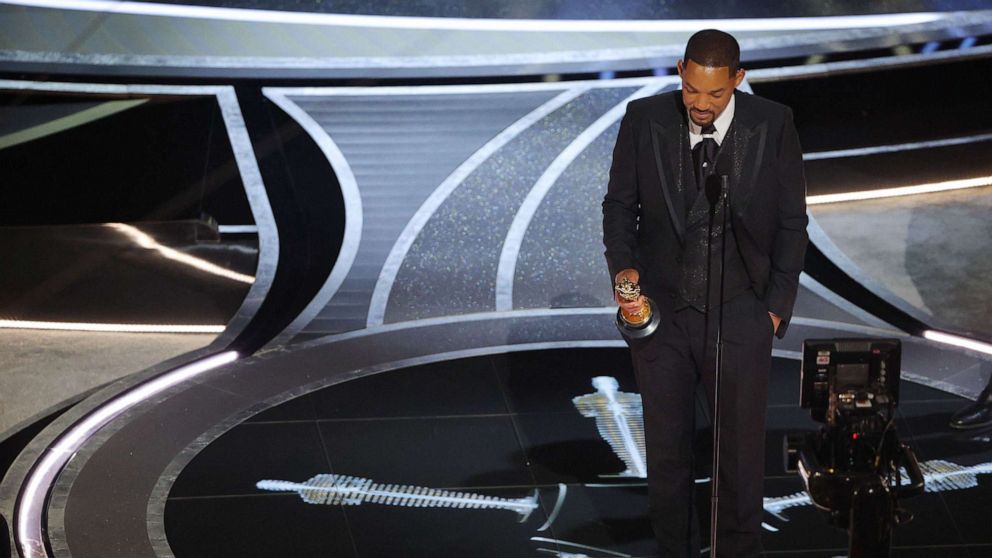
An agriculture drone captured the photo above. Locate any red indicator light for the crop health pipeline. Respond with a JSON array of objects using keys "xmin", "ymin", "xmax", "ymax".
[{"xmin": 852, "ymin": 433, "xmax": 859, "ymax": 440}]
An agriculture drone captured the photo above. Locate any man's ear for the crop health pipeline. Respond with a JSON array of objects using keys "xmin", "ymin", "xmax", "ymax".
[
  {"xmin": 676, "ymin": 59, "xmax": 684, "ymax": 77},
  {"xmin": 734, "ymin": 67, "xmax": 746, "ymax": 88}
]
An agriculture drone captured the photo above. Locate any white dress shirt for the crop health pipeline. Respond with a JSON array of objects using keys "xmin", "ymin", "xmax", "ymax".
[{"xmin": 688, "ymin": 93, "xmax": 735, "ymax": 148}]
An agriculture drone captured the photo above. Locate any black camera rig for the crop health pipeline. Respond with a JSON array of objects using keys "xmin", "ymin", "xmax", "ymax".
[{"xmin": 784, "ymin": 339, "xmax": 925, "ymax": 558}]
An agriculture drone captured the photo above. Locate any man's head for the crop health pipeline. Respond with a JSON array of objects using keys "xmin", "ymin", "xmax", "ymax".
[{"xmin": 677, "ymin": 29, "xmax": 745, "ymax": 127}]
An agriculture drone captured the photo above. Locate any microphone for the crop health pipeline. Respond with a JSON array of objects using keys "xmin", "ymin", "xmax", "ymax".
[
  {"xmin": 703, "ymin": 170, "xmax": 729, "ymax": 558},
  {"xmin": 705, "ymin": 173, "xmax": 722, "ymax": 210}
]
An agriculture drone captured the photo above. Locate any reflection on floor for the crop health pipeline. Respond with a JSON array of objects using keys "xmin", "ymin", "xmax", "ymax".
[
  {"xmin": 764, "ymin": 459, "xmax": 992, "ymax": 529},
  {"xmin": 257, "ymin": 474, "xmax": 556, "ymax": 526},
  {"xmin": 573, "ymin": 377, "xmax": 645, "ymax": 479},
  {"xmin": 573, "ymin": 376, "xmax": 992, "ymax": 535},
  {"xmin": 0, "ymin": 329, "xmax": 214, "ymax": 433},
  {"xmin": 165, "ymin": 349, "xmax": 992, "ymax": 557}
]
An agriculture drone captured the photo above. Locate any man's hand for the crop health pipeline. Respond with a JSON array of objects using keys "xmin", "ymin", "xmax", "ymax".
[
  {"xmin": 768, "ymin": 312, "xmax": 781, "ymax": 335},
  {"xmin": 614, "ymin": 268, "xmax": 645, "ymax": 315}
]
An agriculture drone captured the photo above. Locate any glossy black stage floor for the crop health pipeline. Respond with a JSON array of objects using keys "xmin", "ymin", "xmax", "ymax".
[{"xmin": 163, "ymin": 349, "xmax": 992, "ymax": 558}]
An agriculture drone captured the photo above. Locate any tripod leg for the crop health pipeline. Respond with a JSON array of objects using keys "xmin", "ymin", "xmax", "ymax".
[{"xmin": 848, "ymin": 478, "xmax": 893, "ymax": 558}]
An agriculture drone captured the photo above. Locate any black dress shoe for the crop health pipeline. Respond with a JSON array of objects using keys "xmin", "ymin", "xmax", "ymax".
[
  {"xmin": 949, "ymin": 382, "xmax": 992, "ymax": 430},
  {"xmin": 949, "ymin": 400, "xmax": 992, "ymax": 429}
]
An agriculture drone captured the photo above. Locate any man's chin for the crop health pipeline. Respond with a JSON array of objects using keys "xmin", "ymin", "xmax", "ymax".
[{"xmin": 690, "ymin": 113, "xmax": 713, "ymax": 126}]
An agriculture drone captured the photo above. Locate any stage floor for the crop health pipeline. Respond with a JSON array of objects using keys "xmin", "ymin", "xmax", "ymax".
[{"xmin": 164, "ymin": 348, "xmax": 992, "ymax": 558}]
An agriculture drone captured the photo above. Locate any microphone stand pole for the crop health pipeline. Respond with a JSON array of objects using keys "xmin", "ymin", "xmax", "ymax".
[{"xmin": 704, "ymin": 175, "xmax": 730, "ymax": 557}]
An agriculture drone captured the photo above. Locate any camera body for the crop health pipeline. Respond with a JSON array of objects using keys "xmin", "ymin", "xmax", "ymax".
[
  {"xmin": 784, "ymin": 339, "xmax": 924, "ymax": 557},
  {"xmin": 800, "ymin": 338, "xmax": 900, "ymax": 425}
]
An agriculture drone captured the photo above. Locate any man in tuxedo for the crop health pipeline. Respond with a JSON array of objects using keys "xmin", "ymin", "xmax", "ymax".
[{"xmin": 602, "ymin": 30, "xmax": 808, "ymax": 557}]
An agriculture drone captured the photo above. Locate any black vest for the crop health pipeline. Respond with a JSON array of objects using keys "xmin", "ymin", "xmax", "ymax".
[{"xmin": 677, "ymin": 126, "xmax": 753, "ymax": 312}]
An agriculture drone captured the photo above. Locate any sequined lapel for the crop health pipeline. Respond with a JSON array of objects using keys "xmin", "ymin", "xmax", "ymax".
[
  {"xmin": 649, "ymin": 117, "xmax": 688, "ymax": 242},
  {"xmin": 723, "ymin": 109, "xmax": 767, "ymax": 219}
]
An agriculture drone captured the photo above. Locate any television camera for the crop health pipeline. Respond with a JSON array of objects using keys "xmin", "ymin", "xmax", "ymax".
[{"xmin": 784, "ymin": 339, "xmax": 925, "ymax": 557}]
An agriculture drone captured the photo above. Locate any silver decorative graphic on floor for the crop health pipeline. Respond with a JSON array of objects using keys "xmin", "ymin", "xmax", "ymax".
[
  {"xmin": 573, "ymin": 376, "xmax": 646, "ymax": 478},
  {"xmin": 574, "ymin": 376, "xmax": 992, "ymax": 535},
  {"xmin": 531, "ymin": 536, "xmax": 633, "ymax": 558},
  {"xmin": 762, "ymin": 459, "xmax": 992, "ymax": 530},
  {"xmin": 257, "ymin": 474, "xmax": 567, "ymax": 530}
]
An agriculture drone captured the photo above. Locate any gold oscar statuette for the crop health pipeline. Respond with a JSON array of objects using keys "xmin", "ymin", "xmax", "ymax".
[{"xmin": 614, "ymin": 277, "xmax": 661, "ymax": 339}]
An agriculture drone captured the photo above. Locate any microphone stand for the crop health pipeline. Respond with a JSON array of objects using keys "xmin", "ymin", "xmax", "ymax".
[{"xmin": 703, "ymin": 174, "xmax": 729, "ymax": 557}]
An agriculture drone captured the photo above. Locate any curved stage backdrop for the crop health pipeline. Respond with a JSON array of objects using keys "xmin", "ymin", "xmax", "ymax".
[{"xmin": 0, "ymin": 2, "xmax": 991, "ymax": 558}]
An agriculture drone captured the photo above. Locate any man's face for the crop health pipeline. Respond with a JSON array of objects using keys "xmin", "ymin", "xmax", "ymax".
[{"xmin": 677, "ymin": 59, "xmax": 745, "ymax": 127}]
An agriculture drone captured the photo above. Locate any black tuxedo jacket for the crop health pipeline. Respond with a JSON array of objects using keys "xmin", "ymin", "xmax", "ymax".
[{"xmin": 603, "ymin": 89, "xmax": 808, "ymax": 339}]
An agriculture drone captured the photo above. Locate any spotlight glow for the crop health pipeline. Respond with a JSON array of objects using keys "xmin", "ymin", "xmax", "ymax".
[
  {"xmin": 806, "ymin": 175, "xmax": 992, "ymax": 205},
  {"xmin": 923, "ymin": 330, "xmax": 992, "ymax": 356},
  {"xmin": 0, "ymin": 320, "xmax": 225, "ymax": 333},
  {"xmin": 15, "ymin": 351, "xmax": 239, "ymax": 558},
  {"xmin": 108, "ymin": 223, "xmax": 254, "ymax": 284},
  {"xmin": 0, "ymin": 1, "xmax": 944, "ymax": 32}
]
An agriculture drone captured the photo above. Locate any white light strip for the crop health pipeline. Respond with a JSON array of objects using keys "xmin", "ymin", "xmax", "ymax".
[
  {"xmin": 217, "ymin": 224, "xmax": 258, "ymax": 234},
  {"xmin": 16, "ymin": 350, "xmax": 238, "ymax": 558},
  {"xmin": 924, "ymin": 330, "xmax": 992, "ymax": 356},
  {"xmin": 803, "ymin": 131, "xmax": 992, "ymax": 161},
  {"xmin": 0, "ymin": 320, "xmax": 225, "ymax": 333},
  {"xmin": 806, "ymin": 175, "xmax": 992, "ymax": 205},
  {"xmin": 0, "ymin": 0, "xmax": 944, "ymax": 31},
  {"xmin": 0, "ymin": 99, "xmax": 146, "ymax": 151},
  {"xmin": 108, "ymin": 223, "xmax": 255, "ymax": 284},
  {"xmin": 530, "ymin": 537, "xmax": 632, "ymax": 558},
  {"xmin": 748, "ymin": 43, "xmax": 992, "ymax": 84}
]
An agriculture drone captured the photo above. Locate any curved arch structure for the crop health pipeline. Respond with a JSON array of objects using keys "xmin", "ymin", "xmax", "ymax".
[
  {"xmin": 1, "ymin": 2, "xmax": 990, "ymax": 78},
  {"xmin": 260, "ymin": 89, "xmax": 364, "ymax": 346},
  {"xmin": 494, "ymin": 82, "xmax": 667, "ymax": 312},
  {"xmin": 0, "ymin": 80, "xmax": 279, "ymax": 558},
  {"xmin": 4, "ymin": 28, "xmax": 992, "ymax": 558}
]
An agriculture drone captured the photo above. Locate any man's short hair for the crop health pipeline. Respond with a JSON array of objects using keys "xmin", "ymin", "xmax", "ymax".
[{"xmin": 684, "ymin": 29, "xmax": 741, "ymax": 75}]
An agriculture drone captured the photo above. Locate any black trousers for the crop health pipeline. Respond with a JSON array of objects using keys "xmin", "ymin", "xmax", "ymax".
[{"xmin": 632, "ymin": 290, "xmax": 774, "ymax": 558}]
